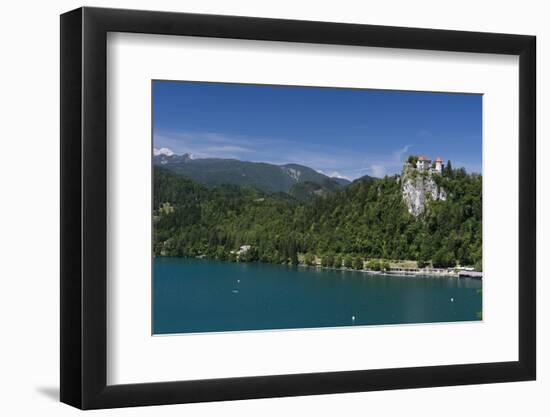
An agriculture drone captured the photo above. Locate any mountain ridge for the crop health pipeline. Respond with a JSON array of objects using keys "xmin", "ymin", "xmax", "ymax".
[{"xmin": 153, "ymin": 151, "xmax": 355, "ymax": 194}]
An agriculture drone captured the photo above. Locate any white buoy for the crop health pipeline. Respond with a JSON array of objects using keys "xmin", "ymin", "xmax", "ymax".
[
  {"xmin": 352, "ymin": 315, "xmax": 356, "ymax": 323},
  {"xmin": 450, "ymin": 297, "xmax": 454, "ymax": 302},
  {"xmin": 237, "ymin": 279, "xmax": 240, "ymax": 283}
]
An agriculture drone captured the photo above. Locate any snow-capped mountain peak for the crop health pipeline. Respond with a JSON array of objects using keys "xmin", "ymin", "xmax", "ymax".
[{"xmin": 153, "ymin": 147, "xmax": 174, "ymax": 156}]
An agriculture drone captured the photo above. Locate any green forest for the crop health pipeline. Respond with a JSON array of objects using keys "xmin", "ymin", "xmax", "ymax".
[{"xmin": 153, "ymin": 160, "xmax": 482, "ymax": 270}]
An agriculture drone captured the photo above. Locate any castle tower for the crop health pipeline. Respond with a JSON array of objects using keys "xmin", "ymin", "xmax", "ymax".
[
  {"xmin": 435, "ymin": 157, "xmax": 443, "ymax": 174},
  {"xmin": 416, "ymin": 156, "xmax": 431, "ymax": 171}
]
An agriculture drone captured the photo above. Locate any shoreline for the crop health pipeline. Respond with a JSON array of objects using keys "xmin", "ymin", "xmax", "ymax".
[
  {"xmin": 155, "ymin": 255, "xmax": 482, "ymax": 279},
  {"xmin": 296, "ymin": 264, "xmax": 481, "ymax": 279}
]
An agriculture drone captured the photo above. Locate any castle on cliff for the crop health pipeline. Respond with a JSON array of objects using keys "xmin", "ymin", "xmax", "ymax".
[{"xmin": 416, "ymin": 156, "xmax": 444, "ymax": 174}]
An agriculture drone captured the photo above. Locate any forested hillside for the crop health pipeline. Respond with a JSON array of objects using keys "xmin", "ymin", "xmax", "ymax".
[
  {"xmin": 154, "ymin": 153, "xmax": 351, "ymax": 193},
  {"xmin": 153, "ymin": 161, "xmax": 482, "ymax": 270}
]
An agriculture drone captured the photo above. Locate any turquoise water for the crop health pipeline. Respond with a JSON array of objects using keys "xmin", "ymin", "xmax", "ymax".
[{"xmin": 153, "ymin": 257, "xmax": 482, "ymax": 334}]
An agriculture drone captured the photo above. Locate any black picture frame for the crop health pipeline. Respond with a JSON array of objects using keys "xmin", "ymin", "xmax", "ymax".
[{"xmin": 60, "ymin": 6, "xmax": 536, "ymax": 410}]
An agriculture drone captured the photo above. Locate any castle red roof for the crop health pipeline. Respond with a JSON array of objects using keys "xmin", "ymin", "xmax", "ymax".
[
  {"xmin": 435, "ymin": 157, "xmax": 443, "ymax": 162},
  {"xmin": 418, "ymin": 155, "xmax": 431, "ymax": 161}
]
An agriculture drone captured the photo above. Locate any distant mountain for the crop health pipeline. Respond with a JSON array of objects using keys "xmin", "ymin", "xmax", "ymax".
[
  {"xmin": 352, "ymin": 174, "xmax": 377, "ymax": 184},
  {"xmin": 154, "ymin": 151, "xmax": 193, "ymax": 165},
  {"xmin": 288, "ymin": 179, "xmax": 344, "ymax": 202},
  {"xmin": 331, "ymin": 177, "xmax": 352, "ymax": 186},
  {"xmin": 153, "ymin": 152, "xmax": 354, "ymax": 194}
]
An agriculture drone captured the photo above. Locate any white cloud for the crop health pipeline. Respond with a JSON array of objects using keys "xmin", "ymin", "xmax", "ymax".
[
  {"xmin": 368, "ymin": 164, "xmax": 387, "ymax": 178},
  {"xmin": 154, "ymin": 130, "xmax": 415, "ymax": 180},
  {"xmin": 153, "ymin": 147, "xmax": 174, "ymax": 156},
  {"xmin": 329, "ymin": 171, "xmax": 350, "ymax": 180},
  {"xmin": 353, "ymin": 144, "xmax": 413, "ymax": 178},
  {"xmin": 394, "ymin": 144, "xmax": 413, "ymax": 162}
]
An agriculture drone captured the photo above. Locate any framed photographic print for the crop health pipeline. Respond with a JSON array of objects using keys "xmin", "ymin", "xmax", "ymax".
[{"xmin": 60, "ymin": 7, "xmax": 536, "ymax": 409}]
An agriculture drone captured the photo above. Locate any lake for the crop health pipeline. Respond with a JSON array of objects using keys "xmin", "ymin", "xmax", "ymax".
[{"xmin": 153, "ymin": 257, "xmax": 482, "ymax": 334}]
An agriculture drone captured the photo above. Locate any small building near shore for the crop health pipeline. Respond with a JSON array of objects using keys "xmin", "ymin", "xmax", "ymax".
[
  {"xmin": 230, "ymin": 245, "xmax": 251, "ymax": 256},
  {"xmin": 458, "ymin": 271, "xmax": 483, "ymax": 279}
]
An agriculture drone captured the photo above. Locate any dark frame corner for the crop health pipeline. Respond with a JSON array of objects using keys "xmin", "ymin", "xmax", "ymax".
[{"xmin": 61, "ymin": 6, "xmax": 536, "ymax": 409}]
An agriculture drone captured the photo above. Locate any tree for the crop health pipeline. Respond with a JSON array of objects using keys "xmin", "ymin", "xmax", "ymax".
[
  {"xmin": 407, "ymin": 155, "xmax": 419, "ymax": 165},
  {"xmin": 215, "ymin": 246, "xmax": 227, "ymax": 260},
  {"xmin": 417, "ymin": 259, "xmax": 429, "ymax": 268},
  {"xmin": 343, "ymin": 255, "xmax": 353, "ymax": 268},
  {"xmin": 322, "ymin": 253, "xmax": 335, "ymax": 267},
  {"xmin": 304, "ymin": 253, "xmax": 315, "ymax": 266},
  {"xmin": 352, "ymin": 256, "xmax": 363, "ymax": 270},
  {"xmin": 432, "ymin": 248, "xmax": 455, "ymax": 268},
  {"xmin": 289, "ymin": 246, "xmax": 299, "ymax": 265},
  {"xmin": 334, "ymin": 255, "xmax": 343, "ymax": 268},
  {"xmin": 444, "ymin": 160, "xmax": 453, "ymax": 177},
  {"xmin": 474, "ymin": 259, "xmax": 483, "ymax": 272},
  {"xmin": 241, "ymin": 247, "xmax": 259, "ymax": 262},
  {"xmin": 366, "ymin": 260, "xmax": 381, "ymax": 271}
]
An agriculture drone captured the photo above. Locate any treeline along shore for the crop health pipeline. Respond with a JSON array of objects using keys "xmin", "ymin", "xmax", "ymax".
[{"xmin": 153, "ymin": 156, "xmax": 482, "ymax": 275}]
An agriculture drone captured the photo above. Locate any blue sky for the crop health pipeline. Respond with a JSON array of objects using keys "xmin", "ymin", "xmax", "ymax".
[{"xmin": 153, "ymin": 81, "xmax": 482, "ymax": 179}]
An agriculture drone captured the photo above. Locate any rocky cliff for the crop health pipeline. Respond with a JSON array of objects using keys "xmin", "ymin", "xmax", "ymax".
[{"xmin": 401, "ymin": 165, "xmax": 447, "ymax": 216}]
